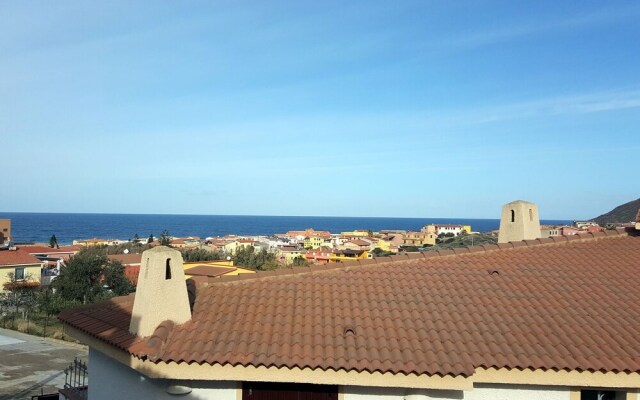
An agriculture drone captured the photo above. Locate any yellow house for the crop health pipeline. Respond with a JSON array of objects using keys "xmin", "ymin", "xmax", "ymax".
[
  {"xmin": 0, "ymin": 249, "xmax": 43, "ymax": 290},
  {"xmin": 375, "ymin": 238, "xmax": 400, "ymax": 253},
  {"xmin": 303, "ymin": 236, "xmax": 326, "ymax": 249},
  {"xmin": 403, "ymin": 231, "xmax": 436, "ymax": 246},
  {"xmin": 277, "ymin": 247, "xmax": 307, "ymax": 265},
  {"xmin": 73, "ymin": 238, "xmax": 110, "ymax": 246},
  {"xmin": 329, "ymin": 249, "xmax": 370, "ymax": 263},
  {"xmin": 223, "ymin": 240, "xmax": 254, "ymax": 255}
]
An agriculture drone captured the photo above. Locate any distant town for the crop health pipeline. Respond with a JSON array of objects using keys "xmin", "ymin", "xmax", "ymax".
[{"xmin": 0, "ymin": 215, "xmax": 635, "ymax": 292}]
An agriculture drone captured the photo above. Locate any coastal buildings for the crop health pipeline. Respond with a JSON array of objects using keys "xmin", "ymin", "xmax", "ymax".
[
  {"xmin": 170, "ymin": 237, "xmax": 201, "ymax": 249},
  {"xmin": 421, "ymin": 224, "xmax": 471, "ymax": 236},
  {"xmin": 73, "ymin": 238, "xmax": 127, "ymax": 246},
  {"xmin": 285, "ymin": 228, "xmax": 331, "ymax": 241}
]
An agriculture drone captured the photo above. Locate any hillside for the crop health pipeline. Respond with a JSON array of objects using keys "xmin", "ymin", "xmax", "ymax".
[
  {"xmin": 424, "ymin": 233, "xmax": 498, "ymax": 251},
  {"xmin": 591, "ymin": 198, "xmax": 640, "ymax": 225}
]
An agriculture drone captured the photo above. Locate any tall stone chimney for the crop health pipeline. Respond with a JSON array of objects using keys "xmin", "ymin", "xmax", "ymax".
[
  {"xmin": 129, "ymin": 246, "xmax": 191, "ymax": 337},
  {"xmin": 498, "ymin": 200, "xmax": 541, "ymax": 244}
]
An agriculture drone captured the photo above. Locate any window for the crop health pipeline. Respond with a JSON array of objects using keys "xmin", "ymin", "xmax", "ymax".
[
  {"xmin": 581, "ymin": 390, "xmax": 626, "ymax": 400},
  {"xmin": 529, "ymin": 208, "xmax": 533, "ymax": 221},
  {"xmin": 510, "ymin": 209, "xmax": 515, "ymax": 222},
  {"xmin": 15, "ymin": 267, "xmax": 25, "ymax": 281}
]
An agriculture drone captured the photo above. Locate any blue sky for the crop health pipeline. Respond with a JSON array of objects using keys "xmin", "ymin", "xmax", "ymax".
[{"xmin": 1, "ymin": 1, "xmax": 639, "ymax": 219}]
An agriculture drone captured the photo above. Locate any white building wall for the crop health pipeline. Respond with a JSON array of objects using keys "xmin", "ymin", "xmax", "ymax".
[
  {"xmin": 88, "ymin": 348, "xmax": 238, "ymax": 400},
  {"xmin": 343, "ymin": 383, "xmax": 571, "ymax": 400}
]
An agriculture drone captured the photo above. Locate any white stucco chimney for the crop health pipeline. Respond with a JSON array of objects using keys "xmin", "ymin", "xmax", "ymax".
[
  {"xmin": 129, "ymin": 246, "xmax": 191, "ymax": 337},
  {"xmin": 498, "ymin": 200, "xmax": 541, "ymax": 244}
]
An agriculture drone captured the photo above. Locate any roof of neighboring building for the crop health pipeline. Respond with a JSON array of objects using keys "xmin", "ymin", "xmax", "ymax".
[
  {"xmin": 334, "ymin": 249, "xmax": 365, "ymax": 255},
  {"xmin": 184, "ymin": 265, "xmax": 236, "ymax": 277},
  {"xmin": 60, "ymin": 229, "xmax": 640, "ymax": 379},
  {"xmin": 278, "ymin": 246, "xmax": 301, "ymax": 252},
  {"xmin": 0, "ymin": 249, "xmax": 43, "ymax": 266},
  {"xmin": 108, "ymin": 253, "xmax": 143, "ymax": 265},
  {"xmin": 348, "ymin": 239, "xmax": 371, "ymax": 246},
  {"xmin": 22, "ymin": 245, "xmax": 82, "ymax": 254}
]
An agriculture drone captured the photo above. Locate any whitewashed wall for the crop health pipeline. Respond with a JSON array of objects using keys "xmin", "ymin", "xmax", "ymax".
[
  {"xmin": 88, "ymin": 347, "xmax": 574, "ymax": 400},
  {"xmin": 88, "ymin": 348, "xmax": 238, "ymax": 400},
  {"xmin": 343, "ymin": 383, "xmax": 571, "ymax": 400}
]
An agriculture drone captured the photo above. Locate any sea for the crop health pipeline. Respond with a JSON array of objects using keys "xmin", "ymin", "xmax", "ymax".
[{"xmin": 0, "ymin": 212, "xmax": 572, "ymax": 245}]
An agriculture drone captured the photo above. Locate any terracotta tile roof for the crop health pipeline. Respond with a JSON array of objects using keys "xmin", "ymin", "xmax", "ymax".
[
  {"xmin": 0, "ymin": 249, "xmax": 43, "ymax": 266},
  {"xmin": 349, "ymin": 239, "xmax": 372, "ymax": 246},
  {"xmin": 108, "ymin": 253, "xmax": 143, "ymax": 265},
  {"xmin": 60, "ymin": 230, "xmax": 640, "ymax": 378},
  {"xmin": 22, "ymin": 245, "xmax": 81, "ymax": 254},
  {"xmin": 184, "ymin": 265, "xmax": 236, "ymax": 277}
]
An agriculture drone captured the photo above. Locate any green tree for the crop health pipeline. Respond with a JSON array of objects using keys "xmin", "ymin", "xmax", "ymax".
[
  {"xmin": 49, "ymin": 234, "xmax": 58, "ymax": 248},
  {"xmin": 2, "ymin": 271, "xmax": 39, "ymax": 316},
  {"xmin": 103, "ymin": 260, "xmax": 135, "ymax": 295},
  {"xmin": 51, "ymin": 247, "xmax": 134, "ymax": 304},
  {"xmin": 181, "ymin": 248, "xmax": 225, "ymax": 262},
  {"xmin": 107, "ymin": 242, "xmax": 150, "ymax": 255},
  {"xmin": 159, "ymin": 230, "xmax": 171, "ymax": 246},
  {"xmin": 372, "ymin": 247, "xmax": 393, "ymax": 257},
  {"xmin": 292, "ymin": 256, "xmax": 311, "ymax": 267},
  {"xmin": 147, "ymin": 234, "xmax": 153, "ymax": 244},
  {"xmin": 233, "ymin": 246, "xmax": 280, "ymax": 271},
  {"xmin": 133, "ymin": 233, "xmax": 140, "ymax": 242}
]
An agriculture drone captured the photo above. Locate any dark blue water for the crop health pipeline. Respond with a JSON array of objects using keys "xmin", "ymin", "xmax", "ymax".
[{"xmin": 0, "ymin": 212, "xmax": 572, "ymax": 245}]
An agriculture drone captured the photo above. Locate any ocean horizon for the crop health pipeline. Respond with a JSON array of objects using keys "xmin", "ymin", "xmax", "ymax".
[{"xmin": 0, "ymin": 212, "xmax": 573, "ymax": 245}]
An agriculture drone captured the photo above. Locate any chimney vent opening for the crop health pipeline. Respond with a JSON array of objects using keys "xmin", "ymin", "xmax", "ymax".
[
  {"xmin": 344, "ymin": 327, "xmax": 356, "ymax": 336},
  {"xmin": 165, "ymin": 258, "xmax": 172, "ymax": 280}
]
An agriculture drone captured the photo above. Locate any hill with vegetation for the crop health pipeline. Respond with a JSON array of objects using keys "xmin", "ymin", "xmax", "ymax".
[
  {"xmin": 591, "ymin": 198, "xmax": 640, "ymax": 225},
  {"xmin": 424, "ymin": 233, "xmax": 498, "ymax": 251}
]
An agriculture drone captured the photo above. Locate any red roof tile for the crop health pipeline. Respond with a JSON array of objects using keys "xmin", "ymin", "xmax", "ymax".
[
  {"xmin": 21, "ymin": 245, "xmax": 81, "ymax": 254},
  {"xmin": 108, "ymin": 253, "xmax": 143, "ymax": 265},
  {"xmin": 0, "ymin": 249, "xmax": 43, "ymax": 266},
  {"xmin": 60, "ymin": 230, "xmax": 640, "ymax": 378},
  {"xmin": 184, "ymin": 265, "xmax": 236, "ymax": 277}
]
